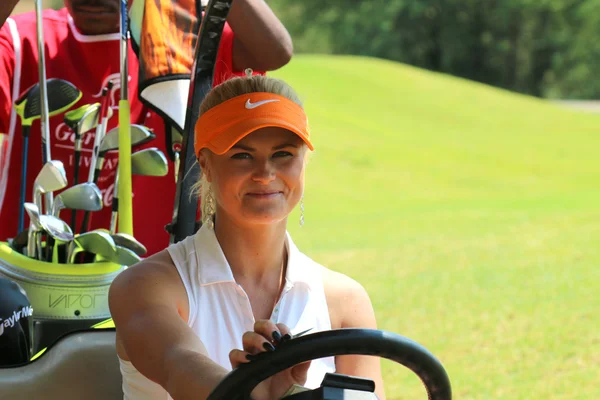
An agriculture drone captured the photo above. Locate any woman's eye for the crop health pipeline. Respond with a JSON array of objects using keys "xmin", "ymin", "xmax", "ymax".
[
  {"xmin": 231, "ymin": 153, "xmax": 252, "ymax": 160},
  {"xmin": 273, "ymin": 151, "xmax": 293, "ymax": 158}
]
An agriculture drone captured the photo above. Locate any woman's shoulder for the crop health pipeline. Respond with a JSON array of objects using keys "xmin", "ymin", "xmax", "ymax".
[
  {"xmin": 320, "ymin": 267, "xmax": 371, "ymax": 305},
  {"xmin": 321, "ymin": 267, "xmax": 377, "ymax": 330},
  {"xmin": 109, "ymin": 249, "xmax": 186, "ymax": 306},
  {"xmin": 290, "ymin": 243, "xmax": 369, "ymax": 298},
  {"xmin": 109, "ymin": 248, "xmax": 192, "ymax": 328},
  {"xmin": 292, "ymin": 247, "xmax": 374, "ymax": 330},
  {"xmin": 111, "ymin": 250, "xmax": 173, "ymax": 288}
]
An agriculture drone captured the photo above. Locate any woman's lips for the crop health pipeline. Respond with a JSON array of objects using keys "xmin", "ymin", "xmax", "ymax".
[{"xmin": 246, "ymin": 191, "xmax": 282, "ymax": 199}]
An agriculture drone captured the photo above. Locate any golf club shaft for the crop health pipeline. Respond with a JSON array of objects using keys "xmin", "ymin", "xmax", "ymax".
[
  {"xmin": 34, "ymin": 0, "xmax": 53, "ymax": 214},
  {"xmin": 88, "ymin": 83, "xmax": 112, "ymax": 182},
  {"xmin": 26, "ymin": 227, "xmax": 36, "ymax": 259},
  {"xmin": 110, "ymin": 165, "xmax": 120, "ymax": 234},
  {"xmin": 73, "ymin": 135, "xmax": 82, "ymax": 186},
  {"xmin": 67, "ymin": 242, "xmax": 79, "ymax": 264},
  {"xmin": 81, "ymin": 85, "xmax": 112, "ymax": 233},
  {"xmin": 89, "ymin": 124, "xmax": 103, "ymax": 183},
  {"xmin": 70, "ymin": 133, "xmax": 83, "ymax": 230},
  {"xmin": 18, "ymin": 130, "xmax": 29, "ymax": 232},
  {"xmin": 118, "ymin": 0, "xmax": 133, "ymax": 236},
  {"xmin": 32, "ymin": 189, "xmax": 45, "ymax": 260}
]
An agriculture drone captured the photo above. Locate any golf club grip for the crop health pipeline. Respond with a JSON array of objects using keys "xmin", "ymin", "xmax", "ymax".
[
  {"xmin": 69, "ymin": 209, "xmax": 77, "ymax": 234},
  {"xmin": 117, "ymin": 0, "xmax": 133, "ymax": 236},
  {"xmin": 45, "ymin": 234, "xmax": 54, "ymax": 262},
  {"xmin": 73, "ymin": 141, "xmax": 81, "ymax": 185},
  {"xmin": 80, "ymin": 210, "xmax": 92, "ymax": 234},
  {"xmin": 171, "ymin": 0, "xmax": 233, "ymax": 244},
  {"xmin": 117, "ymin": 103, "xmax": 133, "ymax": 235},
  {"xmin": 92, "ymin": 157, "xmax": 104, "ymax": 184},
  {"xmin": 35, "ymin": 0, "xmax": 51, "ymax": 166},
  {"xmin": 110, "ymin": 197, "xmax": 118, "ymax": 234},
  {"xmin": 89, "ymin": 144, "xmax": 100, "ymax": 182}
]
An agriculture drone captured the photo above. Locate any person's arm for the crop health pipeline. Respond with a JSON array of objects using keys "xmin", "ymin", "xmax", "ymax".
[
  {"xmin": 110, "ymin": 251, "xmax": 311, "ymax": 400},
  {"xmin": 227, "ymin": 0, "xmax": 293, "ymax": 71},
  {"xmin": 0, "ymin": 0, "xmax": 20, "ymax": 29},
  {"xmin": 0, "ymin": 20, "xmax": 16, "ymax": 133},
  {"xmin": 324, "ymin": 270, "xmax": 387, "ymax": 400},
  {"xmin": 109, "ymin": 250, "xmax": 230, "ymax": 400}
]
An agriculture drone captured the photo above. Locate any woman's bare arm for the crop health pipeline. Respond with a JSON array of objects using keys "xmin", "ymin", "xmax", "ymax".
[
  {"xmin": 109, "ymin": 250, "xmax": 229, "ymax": 400},
  {"xmin": 324, "ymin": 269, "xmax": 387, "ymax": 400}
]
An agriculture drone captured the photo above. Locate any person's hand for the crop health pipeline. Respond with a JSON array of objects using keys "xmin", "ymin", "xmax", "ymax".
[{"xmin": 229, "ymin": 320, "xmax": 311, "ymax": 400}]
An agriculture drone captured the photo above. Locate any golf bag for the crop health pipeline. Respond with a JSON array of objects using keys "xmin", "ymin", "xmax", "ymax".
[
  {"xmin": 0, "ymin": 276, "xmax": 34, "ymax": 366},
  {"xmin": 0, "ymin": 242, "xmax": 125, "ymax": 354}
]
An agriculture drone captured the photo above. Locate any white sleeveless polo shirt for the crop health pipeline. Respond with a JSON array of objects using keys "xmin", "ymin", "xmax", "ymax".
[{"xmin": 119, "ymin": 224, "xmax": 336, "ymax": 399}]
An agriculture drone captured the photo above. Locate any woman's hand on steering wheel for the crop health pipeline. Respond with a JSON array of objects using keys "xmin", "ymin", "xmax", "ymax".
[{"xmin": 229, "ymin": 320, "xmax": 311, "ymax": 400}]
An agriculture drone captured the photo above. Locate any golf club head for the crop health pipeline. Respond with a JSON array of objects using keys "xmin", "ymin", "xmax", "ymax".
[
  {"xmin": 51, "ymin": 182, "xmax": 103, "ymax": 217},
  {"xmin": 24, "ymin": 202, "xmax": 41, "ymax": 258},
  {"xmin": 23, "ymin": 203, "xmax": 41, "ymax": 229},
  {"xmin": 38, "ymin": 214, "xmax": 73, "ymax": 243},
  {"xmin": 32, "ymin": 160, "xmax": 68, "ymax": 211},
  {"xmin": 111, "ymin": 233, "xmax": 147, "ymax": 256},
  {"xmin": 14, "ymin": 78, "xmax": 82, "ymax": 125},
  {"xmin": 69, "ymin": 230, "xmax": 117, "ymax": 263},
  {"xmin": 114, "ymin": 245, "xmax": 142, "ymax": 267},
  {"xmin": 38, "ymin": 214, "xmax": 74, "ymax": 263},
  {"xmin": 100, "ymin": 124, "xmax": 156, "ymax": 155},
  {"xmin": 64, "ymin": 103, "xmax": 101, "ymax": 134},
  {"xmin": 132, "ymin": 147, "xmax": 169, "ymax": 177}
]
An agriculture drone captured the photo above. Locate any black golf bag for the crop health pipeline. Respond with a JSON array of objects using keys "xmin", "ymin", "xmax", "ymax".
[{"xmin": 0, "ymin": 276, "xmax": 34, "ymax": 366}]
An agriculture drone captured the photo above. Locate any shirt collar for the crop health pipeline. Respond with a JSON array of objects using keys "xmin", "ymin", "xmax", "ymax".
[{"xmin": 194, "ymin": 224, "xmax": 312, "ymax": 286}]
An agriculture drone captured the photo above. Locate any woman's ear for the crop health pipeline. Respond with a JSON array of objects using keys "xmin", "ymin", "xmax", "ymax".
[{"xmin": 198, "ymin": 150, "xmax": 212, "ymax": 182}]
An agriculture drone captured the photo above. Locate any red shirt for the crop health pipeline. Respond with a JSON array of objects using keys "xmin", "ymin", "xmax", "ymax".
[{"xmin": 0, "ymin": 8, "xmax": 238, "ymax": 256}]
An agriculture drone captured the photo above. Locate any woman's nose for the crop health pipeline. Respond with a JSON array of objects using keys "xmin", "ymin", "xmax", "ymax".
[{"xmin": 251, "ymin": 160, "xmax": 276, "ymax": 184}]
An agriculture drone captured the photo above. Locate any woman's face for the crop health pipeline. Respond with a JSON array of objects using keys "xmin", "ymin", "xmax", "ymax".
[{"xmin": 200, "ymin": 127, "xmax": 307, "ymax": 227}]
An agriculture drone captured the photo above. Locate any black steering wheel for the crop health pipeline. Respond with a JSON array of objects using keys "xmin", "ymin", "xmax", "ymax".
[{"xmin": 206, "ymin": 328, "xmax": 452, "ymax": 400}]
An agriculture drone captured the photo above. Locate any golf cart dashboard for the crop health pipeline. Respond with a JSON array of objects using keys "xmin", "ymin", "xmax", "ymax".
[{"xmin": 284, "ymin": 373, "xmax": 380, "ymax": 400}]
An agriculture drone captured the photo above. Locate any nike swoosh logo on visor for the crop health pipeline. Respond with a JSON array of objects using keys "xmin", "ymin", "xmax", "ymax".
[{"xmin": 245, "ymin": 99, "xmax": 280, "ymax": 109}]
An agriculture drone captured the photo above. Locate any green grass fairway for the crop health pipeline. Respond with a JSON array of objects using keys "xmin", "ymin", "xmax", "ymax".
[{"xmin": 271, "ymin": 55, "xmax": 600, "ymax": 400}]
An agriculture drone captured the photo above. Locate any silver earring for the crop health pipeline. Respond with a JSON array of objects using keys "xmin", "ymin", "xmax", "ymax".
[
  {"xmin": 205, "ymin": 188, "xmax": 216, "ymax": 230},
  {"xmin": 299, "ymin": 195, "xmax": 304, "ymax": 227}
]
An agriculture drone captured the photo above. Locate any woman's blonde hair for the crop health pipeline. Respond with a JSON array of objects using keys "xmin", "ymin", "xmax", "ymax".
[{"xmin": 191, "ymin": 73, "xmax": 304, "ymax": 225}]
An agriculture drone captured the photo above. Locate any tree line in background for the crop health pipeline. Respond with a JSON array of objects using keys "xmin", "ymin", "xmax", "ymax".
[
  {"xmin": 269, "ymin": 0, "xmax": 600, "ymax": 100},
  {"xmin": 41, "ymin": 0, "xmax": 598, "ymax": 99}
]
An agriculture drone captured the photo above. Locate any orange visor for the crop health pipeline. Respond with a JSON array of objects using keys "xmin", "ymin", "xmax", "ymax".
[{"xmin": 194, "ymin": 92, "xmax": 314, "ymax": 157}]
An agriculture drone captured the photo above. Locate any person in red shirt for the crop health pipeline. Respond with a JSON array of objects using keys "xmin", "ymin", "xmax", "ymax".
[{"xmin": 0, "ymin": 0, "xmax": 293, "ymax": 257}]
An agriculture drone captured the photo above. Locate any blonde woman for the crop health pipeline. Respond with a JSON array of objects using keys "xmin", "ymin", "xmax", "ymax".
[{"xmin": 108, "ymin": 74, "xmax": 386, "ymax": 400}]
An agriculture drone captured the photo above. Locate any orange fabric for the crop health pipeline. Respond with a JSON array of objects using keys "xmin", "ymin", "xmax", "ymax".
[
  {"xmin": 194, "ymin": 93, "xmax": 314, "ymax": 156},
  {"xmin": 139, "ymin": 0, "xmax": 198, "ymax": 80}
]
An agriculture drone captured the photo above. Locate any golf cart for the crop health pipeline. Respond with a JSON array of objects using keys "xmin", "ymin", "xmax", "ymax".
[
  {"xmin": 1, "ymin": 0, "xmax": 452, "ymax": 398},
  {"xmin": 0, "ymin": 325, "xmax": 452, "ymax": 400},
  {"xmin": 0, "ymin": 238, "xmax": 453, "ymax": 399}
]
